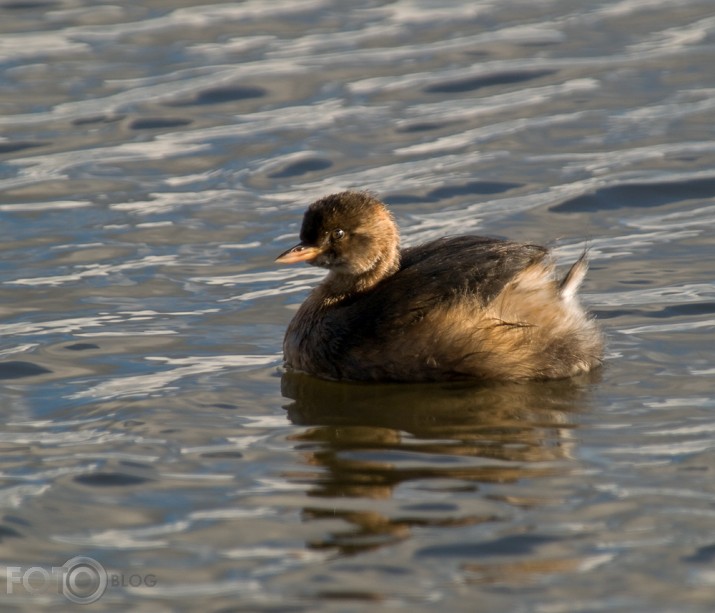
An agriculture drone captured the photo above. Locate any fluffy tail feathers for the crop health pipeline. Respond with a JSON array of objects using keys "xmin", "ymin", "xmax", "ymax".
[{"xmin": 558, "ymin": 252, "xmax": 589, "ymax": 303}]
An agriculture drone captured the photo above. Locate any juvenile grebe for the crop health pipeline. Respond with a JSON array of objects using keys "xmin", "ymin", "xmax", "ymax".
[{"xmin": 276, "ymin": 191, "xmax": 603, "ymax": 382}]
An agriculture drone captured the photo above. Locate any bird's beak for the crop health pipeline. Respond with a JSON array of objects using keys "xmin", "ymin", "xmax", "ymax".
[{"xmin": 275, "ymin": 243, "xmax": 322, "ymax": 264}]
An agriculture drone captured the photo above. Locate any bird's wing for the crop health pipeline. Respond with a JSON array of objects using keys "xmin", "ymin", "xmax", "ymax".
[{"xmin": 329, "ymin": 236, "xmax": 549, "ymax": 341}]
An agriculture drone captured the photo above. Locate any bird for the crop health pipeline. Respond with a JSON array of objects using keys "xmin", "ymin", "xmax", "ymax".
[{"xmin": 275, "ymin": 190, "xmax": 603, "ymax": 383}]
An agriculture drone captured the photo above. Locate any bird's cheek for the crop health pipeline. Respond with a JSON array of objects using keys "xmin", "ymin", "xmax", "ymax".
[{"xmin": 312, "ymin": 251, "xmax": 337, "ymax": 268}]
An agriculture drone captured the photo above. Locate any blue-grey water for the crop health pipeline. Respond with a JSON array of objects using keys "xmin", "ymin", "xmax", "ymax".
[{"xmin": 1, "ymin": 1, "xmax": 715, "ymax": 611}]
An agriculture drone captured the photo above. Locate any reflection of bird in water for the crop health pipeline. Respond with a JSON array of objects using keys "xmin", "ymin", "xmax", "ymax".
[
  {"xmin": 281, "ymin": 371, "xmax": 597, "ymax": 555},
  {"xmin": 277, "ymin": 191, "xmax": 603, "ymax": 382}
]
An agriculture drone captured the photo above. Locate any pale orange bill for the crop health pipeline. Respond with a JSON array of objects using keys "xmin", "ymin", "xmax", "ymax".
[{"xmin": 275, "ymin": 244, "xmax": 322, "ymax": 264}]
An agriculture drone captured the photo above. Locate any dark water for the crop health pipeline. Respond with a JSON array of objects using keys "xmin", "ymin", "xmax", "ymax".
[{"xmin": 1, "ymin": 0, "xmax": 715, "ymax": 610}]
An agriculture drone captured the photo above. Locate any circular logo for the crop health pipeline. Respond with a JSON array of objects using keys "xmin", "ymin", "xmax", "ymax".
[{"xmin": 61, "ymin": 556, "xmax": 108, "ymax": 605}]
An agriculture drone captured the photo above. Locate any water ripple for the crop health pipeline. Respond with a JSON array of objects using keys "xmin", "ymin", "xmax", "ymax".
[{"xmin": 70, "ymin": 354, "xmax": 279, "ymax": 400}]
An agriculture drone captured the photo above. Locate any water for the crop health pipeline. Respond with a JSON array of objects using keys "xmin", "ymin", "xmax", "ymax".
[{"xmin": 1, "ymin": 0, "xmax": 714, "ymax": 610}]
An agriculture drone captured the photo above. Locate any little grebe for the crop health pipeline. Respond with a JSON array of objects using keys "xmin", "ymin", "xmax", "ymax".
[{"xmin": 276, "ymin": 191, "xmax": 603, "ymax": 382}]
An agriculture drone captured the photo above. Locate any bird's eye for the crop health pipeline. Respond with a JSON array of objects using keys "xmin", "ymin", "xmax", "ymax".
[{"xmin": 332, "ymin": 228, "xmax": 345, "ymax": 240}]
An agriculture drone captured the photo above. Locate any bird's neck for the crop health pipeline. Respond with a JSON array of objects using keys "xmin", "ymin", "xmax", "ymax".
[{"xmin": 319, "ymin": 246, "xmax": 400, "ymax": 303}]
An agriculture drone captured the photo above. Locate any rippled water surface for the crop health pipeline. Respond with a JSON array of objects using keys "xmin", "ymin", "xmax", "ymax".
[{"xmin": 1, "ymin": 0, "xmax": 715, "ymax": 610}]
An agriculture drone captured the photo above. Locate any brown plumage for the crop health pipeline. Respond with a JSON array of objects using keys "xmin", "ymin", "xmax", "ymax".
[{"xmin": 276, "ymin": 191, "xmax": 603, "ymax": 382}]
